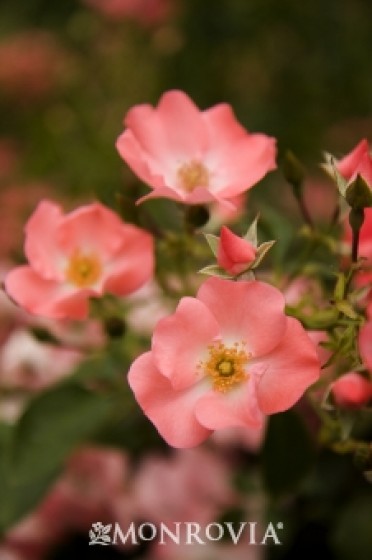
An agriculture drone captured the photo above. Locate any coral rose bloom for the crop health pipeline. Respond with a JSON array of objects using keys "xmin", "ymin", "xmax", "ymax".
[
  {"xmin": 5, "ymin": 200, "xmax": 154, "ymax": 320},
  {"xmin": 116, "ymin": 90, "xmax": 277, "ymax": 207},
  {"xmin": 128, "ymin": 277, "xmax": 320, "ymax": 448}
]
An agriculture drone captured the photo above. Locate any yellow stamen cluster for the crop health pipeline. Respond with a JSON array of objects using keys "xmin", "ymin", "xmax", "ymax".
[
  {"xmin": 65, "ymin": 250, "xmax": 102, "ymax": 288},
  {"xmin": 198, "ymin": 341, "xmax": 250, "ymax": 393},
  {"xmin": 177, "ymin": 160, "xmax": 210, "ymax": 192}
]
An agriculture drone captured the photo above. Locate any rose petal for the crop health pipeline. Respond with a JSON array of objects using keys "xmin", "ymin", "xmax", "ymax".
[
  {"xmin": 195, "ymin": 379, "xmax": 264, "ymax": 430},
  {"xmin": 128, "ymin": 352, "xmax": 211, "ymax": 448},
  {"xmin": 5, "ymin": 266, "xmax": 91, "ymax": 320},
  {"xmin": 24, "ymin": 200, "xmax": 64, "ymax": 280},
  {"xmin": 197, "ymin": 277, "xmax": 287, "ymax": 356},
  {"xmin": 337, "ymin": 138, "xmax": 369, "ymax": 179},
  {"xmin": 56, "ymin": 203, "xmax": 126, "ymax": 258},
  {"xmin": 152, "ymin": 297, "xmax": 220, "ymax": 390},
  {"xmin": 256, "ymin": 317, "xmax": 320, "ymax": 414},
  {"xmin": 103, "ymin": 224, "xmax": 154, "ymax": 296}
]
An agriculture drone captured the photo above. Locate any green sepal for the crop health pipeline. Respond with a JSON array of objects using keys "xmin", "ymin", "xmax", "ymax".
[
  {"xmin": 204, "ymin": 233, "xmax": 219, "ymax": 257},
  {"xmin": 243, "ymin": 214, "xmax": 259, "ymax": 247},
  {"xmin": 198, "ymin": 264, "xmax": 232, "ymax": 278}
]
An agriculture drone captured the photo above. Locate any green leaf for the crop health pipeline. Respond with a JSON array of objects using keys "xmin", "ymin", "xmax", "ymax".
[
  {"xmin": 12, "ymin": 385, "xmax": 111, "ymax": 477},
  {"xmin": 0, "ymin": 384, "xmax": 112, "ymax": 533},
  {"xmin": 335, "ymin": 300, "xmax": 358, "ymax": 320},
  {"xmin": 334, "ymin": 273, "xmax": 346, "ymax": 301},
  {"xmin": 331, "ymin": 496, "xmax": 372, "ymax": 560},
  {"xmin": 286, "ymin": 306, "xmax": 339, "ymax": 329},
  {"xmin": 262, "ymin": 409, "xmax": 315, "ymax": 496}
]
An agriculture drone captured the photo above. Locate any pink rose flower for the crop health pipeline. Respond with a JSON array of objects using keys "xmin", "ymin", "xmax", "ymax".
[
  {"xmin": 217, "ymin": 226, "xmax": 257, "ymax": 275},
  {"xmin": 83, "ymin": 0, "xmax": 172, "ymax": 27},
  {"xmin": 5, "ymin": 200, "xmax": 154, "ymax": 320},
  {"xmin": 331, "ymin": 372, "xmax": 372, "ymax": 408},
  {"xmin": 116, "ymin": 90, "xmax": 277, "ymax": 207},
  {"xmin": 337, "ymin": 138, "xmax": 372, "ymax": 186},
  {"xmin": 128, "ymin": 277, "xmax": 320, "ymax": 448},
  {"xmin": 0, "ymin": 32, "xmax": 68, "ymax": 102}
]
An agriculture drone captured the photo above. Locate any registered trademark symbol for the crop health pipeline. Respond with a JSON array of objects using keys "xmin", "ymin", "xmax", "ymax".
[{"xmin": 277, "ymin": 522, "xmax": 283, "ymax": 530}]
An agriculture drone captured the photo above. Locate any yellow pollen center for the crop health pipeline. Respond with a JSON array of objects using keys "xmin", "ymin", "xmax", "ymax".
[
  {"xmin": 177, "ymin": 160, "xmax": 210, "ymax": 192},
  {"xmin": 198, "ymin": 341, "xmax": 250, "ymax": 393},
  {"xmin": 65, "ymin": 250, "xmax": 102, "ymax": 288}
]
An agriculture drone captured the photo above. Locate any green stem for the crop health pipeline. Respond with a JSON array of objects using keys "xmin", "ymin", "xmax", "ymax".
[
  {"xmin": 296, "ymin": 193, "xmax": 314, "ymax": 230},
  {"xmin": 349, "ymin": 207, "xmax": 365, "ymax": 263}
]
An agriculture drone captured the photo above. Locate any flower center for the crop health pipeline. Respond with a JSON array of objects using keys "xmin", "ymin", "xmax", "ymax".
[
  {"xmin": 65, "ymin": 250, "xmax": 102, "ymax": 288},
  {"xmin": 177, "ymin": 160, "xmax": 210, "ymax": 192},
  {"xmin": 198, "ymin": 341, "xmax": 250, "ymax": 392}
]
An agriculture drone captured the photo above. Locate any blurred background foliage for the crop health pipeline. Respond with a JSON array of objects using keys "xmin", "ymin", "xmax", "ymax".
[
  {"xmin": 1, "ymin": 0, "xmax": 372, "ymax": 202},
  {"xmin": 1, "ymin": 0, "xmax": 372, "ymax": 559}
]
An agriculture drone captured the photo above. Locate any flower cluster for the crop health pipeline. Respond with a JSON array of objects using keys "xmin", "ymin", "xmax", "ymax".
[
  {"xmin": 2, "ymin": 88, "xmax": 372, "ymax": 559},
  {"xmin": 3, "ymin": 90, "xmax": 323, "ymax": 451}
]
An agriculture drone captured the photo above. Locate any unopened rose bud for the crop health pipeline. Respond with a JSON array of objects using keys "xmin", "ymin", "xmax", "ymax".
[
  {"xmin": 217, "ymin": 226, "xmax": 257, "ymax": 276},
  {"xmin": 331, "ymin": 372, "xmax": 372, "ymax": 408}
]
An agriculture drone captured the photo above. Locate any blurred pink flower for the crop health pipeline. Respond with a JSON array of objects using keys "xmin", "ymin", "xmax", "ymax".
[
  {"xmin": 150, "ymin": 537, "xmax": 261, "ymax": 560},
  {"xmin": 210, "ymin": 423, "xmax": 266, "ymax": 452},
  {"xmin": 0, "ymin": 548, "xmax": 24, "ymax": 560},
  {"xmin": 40, "ymin": 447, "xmax": 130, "ymax": 530},
  {"xmin": 302, "ymin": 179, "xmax": 338, "ymax": 223},
  {"xmin": 283, "ymin": 276, "xmax": 324, "ymax": 309},
  {"xmin": 0, "ymin": 32, "xmax": 68, "ymax": 101},
  {"xmin": 132, "ymin": 448, "xmax": 235, "ymax": 526},
  {"xmin": 0, "ymin": 329, "xmax": 82, "ymax": 391},
  {"xmin": 331, "ymin": 372, "xmax": 372, "ymax": 408},
  {"xmin": 0, "ymin": 183, "xmax": 51, "ymax": 261},
  {"xmin": 208, "ymin": 193, "xmax": 247, "ymax": 230},
  {"xmin": 2, "ymin": 513, "xmax": 56, "ymax": 560},
  {"xmin": 83, "ymin": 0, "xmax": 173, "ymax": 26},
  {"xmin": 128, "ymin": 277, "xmax": 320, "ymax": 447},
  {"xmin": 5, "ymin": 200, "xmax": 154, "ymax": 319},
  {"xmin": 125, "ymin": 280, "xmax": 174, "ymax": 335},
  {"xmin": 116, "ymin": 90, "xmax": 276, "ymax": 208},
  {"xmin": 217, "ymin": 226, "xmax": 257, "ymax": 275},
  {"xmin": 337, "ymin": 138, "xmax": 372, "ymax": 186},
  {"xmin": 3, "ymin": 447, "xmax": 130, "ymax": 559}
]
